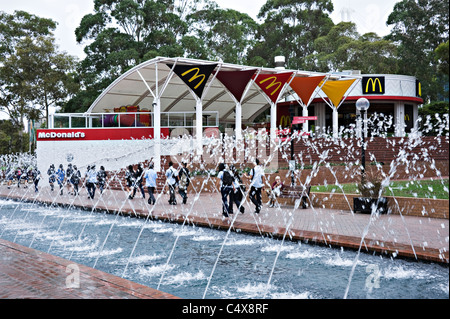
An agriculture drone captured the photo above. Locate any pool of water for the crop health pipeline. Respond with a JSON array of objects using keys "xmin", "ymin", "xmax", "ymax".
[{"xmin": 0, "ymin": 199, "xmax": 448, "ymax": 299}]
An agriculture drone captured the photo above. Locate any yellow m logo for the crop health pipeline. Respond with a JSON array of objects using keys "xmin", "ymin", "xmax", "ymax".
[
  {"xmin": 279, "ymin": 115, "xmax": 291, "ymax": 127},
  {"xmin": 365, "ymin": 77, "xmax": 383, "ymax": 93},
  {"xmin": 181, "ymin": 67, "xmax": 206, "ymax": 89},
  {"xmin": 259, "ymin": 76, "xmax": 282, "ymax": 96}
]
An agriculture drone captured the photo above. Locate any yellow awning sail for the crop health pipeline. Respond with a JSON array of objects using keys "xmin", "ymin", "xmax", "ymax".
[{"xmin": 321, "ymin": 79, "xmax": 356, "ymax": 107}]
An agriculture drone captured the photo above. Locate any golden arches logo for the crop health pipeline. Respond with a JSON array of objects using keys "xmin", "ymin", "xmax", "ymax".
[
  {"xmin": 181, "ymin": 67, "xmax": 206, "ymax": 89},
  {"xmin": 364, "ymin": 77, "xmax": 383, "ymax": 94},
  {"xmin": 259, "ymin": 76, "xmax": 282, "ymax": 96},
  {"xmin": 279, "ymin": 115, "xmax": 291, "ymax": 127}
]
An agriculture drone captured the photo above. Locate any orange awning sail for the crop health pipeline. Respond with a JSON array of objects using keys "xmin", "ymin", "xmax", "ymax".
[
  {"xmin": 321, "ymin": 79, "xmax": 356, "ymax": 108},
  {"xmin": 289, "ymin": 75, "xmax": 326, "ymax": 106}
]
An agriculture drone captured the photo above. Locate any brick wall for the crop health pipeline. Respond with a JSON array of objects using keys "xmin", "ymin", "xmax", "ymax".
[
  {"xmin": 278, "ymin": 136, "xmax": 449, "ymax": 166},
  {"xmin": 308, "ymin": 192, "xmax": 448, "ymax": 219}
]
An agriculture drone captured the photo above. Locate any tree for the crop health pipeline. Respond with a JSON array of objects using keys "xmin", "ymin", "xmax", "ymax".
[
  {"xmin": 70, "ymin": 0, "xmax": 213, "ymax": 113},
  {"xmin": 0, "ymin": 120, "xmax": 29, "ymax": 154},
  {"xmin": 1, "ymin": 11, "xmax": 78, "ymax": 131},
  {"xmin": 186, "ymin": 4, "xmax": 258, "ymax": 64},
  {"xmin": 306, "ymin": 22, "xmax": 398, "ymax": 74},
  {"xmin": 247, "ymin": 0, "xmax": 334, "ymax": 69},
  {"xmin": 386, "ymin": 0, "xmax": 449, "ymax": 101},
  {"xmin": 435, "ymin": 41, "xmax": 449, "ymax": 76}
]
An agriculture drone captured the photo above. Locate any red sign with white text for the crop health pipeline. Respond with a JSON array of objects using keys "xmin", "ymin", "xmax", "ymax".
[{"xmin": 36, "ymin": 128, "xmax": 170, "ymax": 141}]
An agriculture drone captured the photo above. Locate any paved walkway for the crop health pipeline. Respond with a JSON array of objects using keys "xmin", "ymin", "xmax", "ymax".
[
  {"xmin": 0, "ymin": 238, "xmax": 179, "ymax": 299},
  {"xmin": 0, "ymin": 183, "xmax": 448, "ymax": 298}
]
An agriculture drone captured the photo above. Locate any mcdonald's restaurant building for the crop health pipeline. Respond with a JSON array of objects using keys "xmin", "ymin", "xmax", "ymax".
[
  {"xmin": 34, "ymin": 57, "xmax": 423, "ymax": 173},
  {"xmin": 277, "ymin": 72, "xmax": 423, "ymax": 137}
]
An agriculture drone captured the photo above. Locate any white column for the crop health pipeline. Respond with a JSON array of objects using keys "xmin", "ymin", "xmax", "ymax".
[
  {"xmin": 196, "ymin": 98, "xmax": 203, "ymax": 154},
  {"xmin": 270, "ymin": 102, "xmax": 277, "ymax": 142},
  {"xmin": 235, "ymin": 101, "xmax": 242, "ymax": 141},
  {"xmin": 394, "ymin": 102, "xmax": 405, "ymax": 137},
  {"xmin": 302, "ymin": 105, "xmax": 308, "ymax": 133},
  {"xmin": 153, "ymin": 98, "xmax": 161, "ymax": 171},
  {"xmin": 332, "ymin": 107, "xmax": 339, "ymax": 138}
]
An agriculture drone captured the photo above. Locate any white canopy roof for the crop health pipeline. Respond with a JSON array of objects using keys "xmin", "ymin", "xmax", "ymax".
[{"xmin": 86, "ymin": 56, "xmax": 336, "ymax": 124}]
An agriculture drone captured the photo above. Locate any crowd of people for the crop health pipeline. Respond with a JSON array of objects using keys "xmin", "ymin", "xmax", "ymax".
[
  {"xmin": 3, "ymin": 166, "xmax": 41, "ymax": 193},
  {"xmin": 46, "ymin": 163, "xmax": 107, "ymax": 199},
  {"xmin": 2, "ymin": 158, "xmax": 286, "ymax": 217}
]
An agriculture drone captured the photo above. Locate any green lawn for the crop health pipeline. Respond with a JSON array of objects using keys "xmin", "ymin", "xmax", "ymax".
[{"xmin": 311, "ymin": 179, "xmax": 449, "ymax": 200}]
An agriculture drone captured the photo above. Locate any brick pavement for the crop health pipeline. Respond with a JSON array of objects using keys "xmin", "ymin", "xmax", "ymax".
[
  {"xmin": 0, "ymin": 183, "xmax": 448, "ymax": 298},
  {"xmin": 0, "ymin": 238, "xmax": 179, "ymax": 299}
]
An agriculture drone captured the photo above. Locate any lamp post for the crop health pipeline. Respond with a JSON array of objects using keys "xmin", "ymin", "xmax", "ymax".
[{"xmin": 356, "ymin": 98, "xmax": 370, "ymax": 174}]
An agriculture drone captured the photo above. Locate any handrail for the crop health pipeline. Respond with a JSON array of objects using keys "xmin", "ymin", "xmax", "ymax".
[{"xmin": 50, "ymin": 111, "xmax": 219, "ymax": 129}]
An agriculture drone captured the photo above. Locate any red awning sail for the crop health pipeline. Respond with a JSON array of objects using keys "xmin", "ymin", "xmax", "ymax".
[
  {"xmin": 215, "ymin": 69, "xmax": 257, "ymax": 103},
  {"xmin": 254, "ymin": 72, "xmax": 294, "ymax": 103}
]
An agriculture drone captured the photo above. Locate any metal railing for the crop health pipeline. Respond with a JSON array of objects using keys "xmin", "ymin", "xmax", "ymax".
[{"xmin": 49, "ymin": 111, "xmax": 219, "ymax": 129}]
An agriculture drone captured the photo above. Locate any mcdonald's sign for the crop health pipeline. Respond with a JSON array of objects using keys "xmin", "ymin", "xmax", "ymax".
[
  {"xmin": 259, "ymin": 76, "xmax": 283, "ymax": 97},
  {"xmin": 181, "ymin": 67, "xmax": 207, "ymax": 89},
  {"xmin": 167, "ymin": 63, "xmax": 218, "ymax": 99},
  {"xmin": 279, "ymin": 115, "xmax": 291, "ymax": 127},
  {"xmin": 255, "ymin": 72, "xmax": 294, "ymax": 103},
  {"xmin": 362, "ymin": 76, "xmax": 385, "ymax": 95},
  {"xmin": 416, "ymin": 80, "xmax": 422, "ymax": 97}
]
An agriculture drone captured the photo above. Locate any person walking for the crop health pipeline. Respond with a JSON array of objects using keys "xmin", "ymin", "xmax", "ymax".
[
  {"xmin": 97, "ymin": 166, "xmax": 108, "ymax": 195},
  {"xmin": 165, "ymin": 161, "xmax": 178, "ymax": 205},
  {"xmin": 133, "ymin": 163, "xmax": 145, "ymax": 199},
  {"xmin": 177, "ymin": 161, "xmax": 190, "ymax": 204},
  {"xmin": 31, "ymin": 167, "xmax": 41, "ymax": 193},
  {"xmin": 47, "ymin": 164, "xmax": 56, "ymax": 191},
  {"xmin": 56, "ymin": 164, "xmax": 65, "ymax": 195},
  {"xmin": 125, "ymin": 165, "xmax": 136, "ymax": 199},
  {"xmin": 71, "ymin": 165, "xmax": 81, "ymax": 196},
  {"xmin": 15, "ymin": 167, "xmax": 22, "ymax": 188},
  {"xmin": 230, "ymin": 165, "xmax": 245, "ymax": 214},
  {"xmin": 246, "ymin": 158, "xmax": 265, "ymax": 214},
  {"xmin": 217, "ymin": 163, "xmax": 234, "ymax": 217},
  {"xmin": 144, "ymin": 162, "xmax": 157, "ymax": 205},
  {"xmin": 86, "ymin": 165, "xmax": 97, "ymax": 199}
]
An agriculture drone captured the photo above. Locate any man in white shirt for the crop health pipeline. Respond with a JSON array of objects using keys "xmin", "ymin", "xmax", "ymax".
[
  {"xmin": 144, "ymin": 162, "xmax": 157, "ymax": 205},
  {"xmin": 165, "ymin": 161, "xmax": 178, "ymax": 205},
  {"xmin": 246, "ymin": 158, "xmax": 265, "ymax": 214},
  {"xmin": 86, "ymin": 165, "xmax": 97, "ymax": 199}
]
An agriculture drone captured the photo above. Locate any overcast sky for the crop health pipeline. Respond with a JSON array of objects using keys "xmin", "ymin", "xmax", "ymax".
[{"xmin": 1, "ymin": 0, "xmax": 398, "ymax": 60}]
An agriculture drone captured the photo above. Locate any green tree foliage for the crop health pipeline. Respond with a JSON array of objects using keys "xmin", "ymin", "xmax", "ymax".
[
  {"xmin": 386, "ymin": 0, "xmax": 449, "ymax": 101},
  {"xmin": 0, "ymin": 120, "xmax": 29, "ymax": 154},
  {"xmin": 186, "ymin": 4, "xmax": 258, "ymax": 65},
  {"xmin": 435, "ymin": 41, "xmax": 449, "ymax": 76},
  {"xmin": 0, "ymin": 10, "xmax": 79, "ymax": 129},
  {"xmin": 69, "ymin": 0, "xmax": 212, "ymax": 113},
  {"xmin": 247, "ymin": 0, "xmax": 334, "ymax": 69},
  {"xmin": 306, "ymin": 22, "xmax": 398, "ymax": 74}
]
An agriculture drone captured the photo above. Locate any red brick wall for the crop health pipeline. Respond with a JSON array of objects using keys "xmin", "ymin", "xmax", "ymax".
[{"xmin": 279, "ymin": 136, "xmax": 449, "ymax": 166}]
